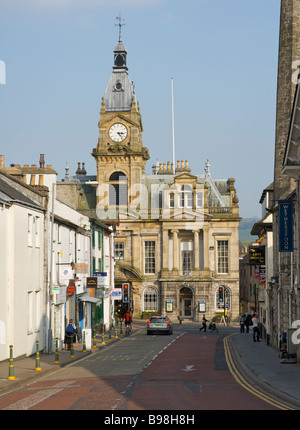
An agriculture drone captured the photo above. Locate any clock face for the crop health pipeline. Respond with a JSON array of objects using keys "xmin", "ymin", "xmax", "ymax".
[{"xmin": 109, "ymin": 123, "xmax": 128, "ymax": 142}]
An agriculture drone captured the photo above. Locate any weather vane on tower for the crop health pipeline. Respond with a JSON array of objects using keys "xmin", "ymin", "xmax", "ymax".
[{"xmin": 115, "ymin": 15, "xmax": 125, "ymax": 43}]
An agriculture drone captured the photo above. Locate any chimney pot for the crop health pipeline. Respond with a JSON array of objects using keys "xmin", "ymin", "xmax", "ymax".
[{"xmin": 39, "ymin": 154, "xmax": 45, "ymax": 168}]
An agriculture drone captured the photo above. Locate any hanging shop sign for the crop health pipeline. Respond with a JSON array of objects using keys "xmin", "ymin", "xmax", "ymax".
[
  {"xmin": 87, "ymin": 277, "xmax": 98, "ymax": 288},
  {"xmin": 249, "ymin": 246, "xmax": 265, "ymax": 265},
  {"xmin": 259, "ymin": 266, "xmax": 266, "ymax": 286},
  {"xmin": 279, "ymin": 201, "xmax": 294, "ymax": 252},
  {"xmin": 254, "ymin": 265, "xmax": 260, "ymax": 279},
  {"xmin": 74, "ymin": 264, "xmax": 89, "ymax": 274}
]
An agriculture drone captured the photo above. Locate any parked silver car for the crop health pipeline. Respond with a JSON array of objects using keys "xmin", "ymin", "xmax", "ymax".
[{"xmin": 147, "ymin": 316, "xmax": 173, "ymax": 335}]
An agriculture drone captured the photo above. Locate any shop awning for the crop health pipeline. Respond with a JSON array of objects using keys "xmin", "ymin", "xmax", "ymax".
[{"xmin": 77, "ymin": 294, "xmax": 101, "ymax": 304}]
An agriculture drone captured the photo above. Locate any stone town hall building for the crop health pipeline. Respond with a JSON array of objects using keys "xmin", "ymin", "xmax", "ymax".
[{"xmin": 59, "ymin": 29, "xmax": 241, "ymax": 322}]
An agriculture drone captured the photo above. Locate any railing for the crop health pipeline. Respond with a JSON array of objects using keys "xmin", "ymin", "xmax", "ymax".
[
  {"xmin": 92, "ymin": 205, "xmax": 237, "ymax": 221},
  {"xmin": 208, "ymin": 207, "xmax": 232, "ymax": 215}
]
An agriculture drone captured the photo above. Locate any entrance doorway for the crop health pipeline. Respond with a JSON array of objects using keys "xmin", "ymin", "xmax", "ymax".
[{"xmin": 179, "ymin": 286, "xmax": 193, "ymax": 319}]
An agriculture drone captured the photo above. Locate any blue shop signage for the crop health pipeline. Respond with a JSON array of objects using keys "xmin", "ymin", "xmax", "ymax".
[{"xmin": 279, "ymin": 201, "xmax": 294, "ymax": 252}]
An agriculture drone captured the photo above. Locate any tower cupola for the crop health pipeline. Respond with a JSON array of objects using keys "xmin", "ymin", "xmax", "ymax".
[{"xmin": 104, "ymin": 17, "xmax": 134, "ymax": 112}]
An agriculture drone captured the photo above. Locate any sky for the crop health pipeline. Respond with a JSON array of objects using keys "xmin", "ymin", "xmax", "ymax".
[{"xmin": 0, "ymin": 0, "xmax": 281, "ymax": 219}]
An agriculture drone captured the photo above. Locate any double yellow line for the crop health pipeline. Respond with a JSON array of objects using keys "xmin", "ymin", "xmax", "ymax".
[{"xmin": 224, "ymin": 334, "xmax": 294, "ymax": 410}]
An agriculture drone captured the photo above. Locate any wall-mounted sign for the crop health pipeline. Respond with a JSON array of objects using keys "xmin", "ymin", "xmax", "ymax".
[
  {"xmin": 166, "ymin": 300, "xmax": 173, "ymax": 312},
  {"xmin": 279, "ymin": 201, "xmax": 294, "ymax": 252},
  {"xmin": 53, "ymin": 287, "xmax": 67, "ymax": 305},
  {"xmin": 111, "ymin": 288, "xmax": 122, "ymax": 300},
  {"xmin": 198, "ymin": 301, "xmax": 206, "ymax": 312},
  {"xmin": 59, "ymin": 265, "xmax": 73, "ymax": 280},
  {"xmin": 93, "ymin": 272, "xmax": 108, "ymax": 286}
]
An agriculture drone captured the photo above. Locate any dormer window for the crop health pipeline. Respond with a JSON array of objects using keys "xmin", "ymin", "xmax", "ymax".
[
  {"xmin": 196, "ymin": 192, "xmax": 203, "ymax": 208},
  {"xmin": 179, "ymin": 185, "xmax": 192, "ymax": 208},
  {"xmin": 169, "ymin": 192, "xmax": 175, "ymax": 208}
]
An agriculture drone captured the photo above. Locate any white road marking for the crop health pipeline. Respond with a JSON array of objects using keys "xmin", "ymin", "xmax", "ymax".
[
  {"xmin": 3, "ymin": 380, "xmax": 76, "ymax": 410},
  {"xmin": 182, "ymin": 365, "xmax": 195, "ymax": 372}
]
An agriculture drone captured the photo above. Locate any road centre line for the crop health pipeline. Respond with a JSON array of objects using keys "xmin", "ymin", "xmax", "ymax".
[{"xmin": 116, "ymin": 332, "xmax": 184, "ymax": 408}]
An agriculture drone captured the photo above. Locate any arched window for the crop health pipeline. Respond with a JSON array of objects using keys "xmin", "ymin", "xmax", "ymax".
[
  {"xmin": 143, "ymin": 287, "xmax": 158, "ymax": 312},
  {"xmin": 215, "ymin": 286, "xmax": 231, "ymax": 311},
  {"xmin": 109, "ymin": 172, "xmax": 127, "ymax": 206},
  {"xmin": 179, "ymin": 185, "xmax": 193, "ymax": 208}
]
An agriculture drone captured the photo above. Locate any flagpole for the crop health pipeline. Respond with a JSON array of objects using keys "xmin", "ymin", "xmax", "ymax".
[{"xmin": 171, "ymin": 77, "xmax": 175, "ymax": 174}]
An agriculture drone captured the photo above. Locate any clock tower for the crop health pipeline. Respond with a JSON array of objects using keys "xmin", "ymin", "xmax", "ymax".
[{"xmin": 92, "ymin": 23, "xmax": 149, "ymax": 217}]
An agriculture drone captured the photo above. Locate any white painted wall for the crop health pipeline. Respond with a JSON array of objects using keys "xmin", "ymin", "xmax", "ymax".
[{"xmin": 0, "ymin": 203, "xmax": 44, "ymax": 361}]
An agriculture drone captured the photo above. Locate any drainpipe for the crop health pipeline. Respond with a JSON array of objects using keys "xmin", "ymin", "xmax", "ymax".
[
  {"xmin": 278, "ymin": 252, "xmax": 281, "ymax": 350},
  {"xmin": 289, "ymin": 251, "xmax": 293, "ymax": 328}
]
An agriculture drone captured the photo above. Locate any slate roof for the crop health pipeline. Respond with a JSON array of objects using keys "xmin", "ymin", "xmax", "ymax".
[{"xmin": 0, "ymin": 175, "xmax": 44, "ymax": 210}]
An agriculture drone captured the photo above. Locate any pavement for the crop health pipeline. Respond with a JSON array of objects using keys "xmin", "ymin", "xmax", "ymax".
[
  {"xmin": 1, "ymin": 320, "xmax": 300, "ymax": 409},
  {"xmin": 0, "ymin": 321, "xmax": 145, "ymax": 396},
  {"xmin": 229, "ymin": 327, "xmax": 300, "ymax": 409}
]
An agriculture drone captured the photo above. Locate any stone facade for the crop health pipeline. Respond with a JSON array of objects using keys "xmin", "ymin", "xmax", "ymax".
[
  {"xmin": 270, "ymin": 0, "xmax": 300, "ymax": 349},
  {"xmin": 91, "ymin": 32, "xmax": 241, "ymax": 322}
]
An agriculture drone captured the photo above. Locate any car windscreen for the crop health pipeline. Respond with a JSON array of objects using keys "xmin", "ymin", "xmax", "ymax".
[{"xmin": 150, "ymin": 318, "xmax": 167, "ymax": 324}]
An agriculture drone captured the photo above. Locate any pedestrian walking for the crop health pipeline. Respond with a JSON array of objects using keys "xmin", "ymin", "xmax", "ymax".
[
  {"xmin": 240, "ymin": 314, "xmax": 245, "ymax": 333},
  {"xmin": 252, "ymin": 314, "xmax": 260, "ymax": 342},
  {"xmin": 199, "ymin": 315, "xmax": 208, "ymax": 332},
  {"xmin": 64, "ymin": 319, "xmax": 77, "ymax": 350},
  {"xmin": 244, "ymin": 313, "xmax": 252, "ymax": 333}
]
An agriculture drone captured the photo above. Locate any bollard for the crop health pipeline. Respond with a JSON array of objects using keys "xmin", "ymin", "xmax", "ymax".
[
  {"xmin": 54, "ymin": 338, "xmax": 60, "ymax": 364},
  {"xmin": 108, "ymin": 324, "xmax": 112, "ymax": 341},
  {"xmin": 82, "ymin": 331, "xmax": 87, "ymax": 352},
  {"xmin": 120, "ymin": 320, "xmax": 123, "ymax": 336},
  {"xmin": 70, "ymin": 335, "xmax": 75, "ymax": 358},
  {"xmin": 92, "ymin": 328, "xmax": 97, "ymax": 348},
  {"xmin": 101, "ymin": 326, "xmax": 105, "ymax": 345},
  {"xmin": 35, "ymin": 341, "xmax": 42, "ymax": 371},
  {"xmin": 114, "ymin": 325, "xmax": 118, "ymax": 339},
  {"xmin": 8, "ymin": 345, "xmax": 15, "ymax": 380}
]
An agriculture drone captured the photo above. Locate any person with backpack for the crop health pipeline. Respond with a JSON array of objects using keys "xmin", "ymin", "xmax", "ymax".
[
  {"xmin": 65, "ymin": 319, "xmax": 77, "ymax": 350},
  {"xmin": 122, "ymin": 310, "xmax": 132, "ymax": 335}
]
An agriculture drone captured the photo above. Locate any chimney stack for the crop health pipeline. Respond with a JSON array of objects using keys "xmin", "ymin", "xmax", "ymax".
[{"xmin": 39, "ymin": 154, "xmax": 45, "ymax": 168}]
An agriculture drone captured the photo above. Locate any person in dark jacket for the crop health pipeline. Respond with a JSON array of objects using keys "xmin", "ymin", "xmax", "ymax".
[
  {"xmin": 244, "ymin": 313, "xmax": 252, "ymax": 333},
  {"xmin": 64, "ymin": 319, "xmax": 77, "ymax": 350},
  {"xmin": 199, "ymin": 315, "xmax": 208, "ymax": 332}
]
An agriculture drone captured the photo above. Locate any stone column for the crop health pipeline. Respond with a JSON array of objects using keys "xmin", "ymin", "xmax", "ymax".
[
  {"xmin": 161, "ymin": 228, "xmax": 169, "ymax": 278},
  {"xmin": 202, "ymin": 226, "xmax": 209, "ymax": 275},
  {"xmin": 193, "ymin": 229, "xmax": 200, "ymax": 276},
  {"xmin": 171, "ymin": 229, "xmax": 179, "ymax": 276},
  {"xmin": 131, "ymin": 232, "xmax": 139, "ymax": 269}
]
